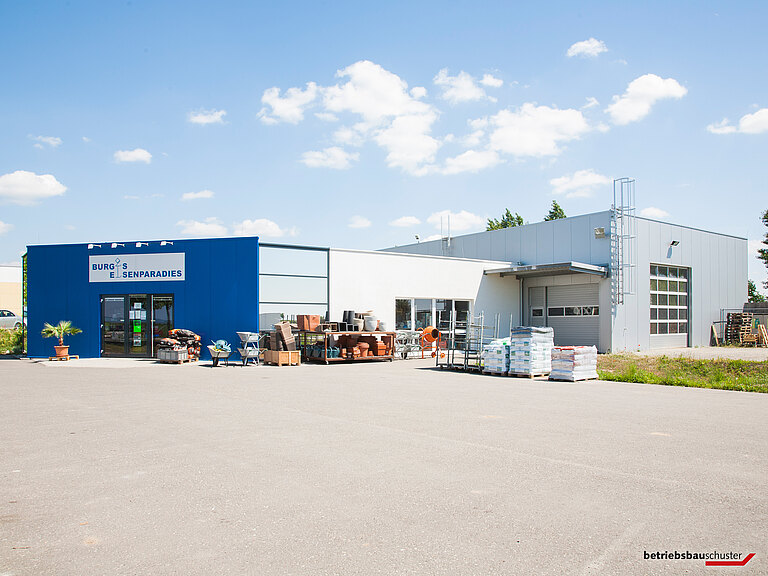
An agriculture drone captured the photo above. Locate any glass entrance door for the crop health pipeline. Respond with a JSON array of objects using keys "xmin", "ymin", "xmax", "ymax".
[
  {"xmin": 102, "ymin": 296, "xmax": 126, "ymax": 356},
  {"xmin": 128, "ymin": 295, "xmax": 149, "ymax": 356},
  {"xmin": 101, "ymin": 294, "xmax": 174, "ymax": 357}
]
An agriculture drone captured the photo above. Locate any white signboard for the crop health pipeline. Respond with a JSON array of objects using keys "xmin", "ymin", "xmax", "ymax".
[{"xmin": 89, "ymin": 253, "xmax": 185, "ymax": 283}]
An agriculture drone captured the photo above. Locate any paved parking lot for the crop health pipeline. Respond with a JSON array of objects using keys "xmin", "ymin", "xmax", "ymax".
[{"xmin": 1, "ymin": 358, "xmax": 766, "ymax": 575}]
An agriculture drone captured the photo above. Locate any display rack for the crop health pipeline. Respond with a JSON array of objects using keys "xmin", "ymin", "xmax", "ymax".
[
  {"xmin": 236, "ymin": 331, "xmax": 260, "ymax": 366},
  {"xmin": 436, "ymin": 311, "xmax": 499, "ymax": 371},
  {"xmin": 299, "ymin": 331, "xmax": 395, "ymax": 363}
]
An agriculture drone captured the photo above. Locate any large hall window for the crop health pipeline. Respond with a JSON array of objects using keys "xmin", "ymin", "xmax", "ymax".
[{"xmin": 650, "ymin": 265, "xmax": 689, "ymax": 335}]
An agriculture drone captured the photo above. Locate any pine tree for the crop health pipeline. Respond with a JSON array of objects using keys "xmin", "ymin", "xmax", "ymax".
[
  {"xmin": 544, "ymin": 200, "xmax": 567, "ymax": 221},
  {"xmin": 759, "ymin": 209, "xmax": 768, "ymax": 290},
  {"xmin": 748, "ymin": 280, "xmax": 765, "ymax": 303},
  {"xmin": 487, "ymin": 209, "xmax": 524, "ymax": 231}
]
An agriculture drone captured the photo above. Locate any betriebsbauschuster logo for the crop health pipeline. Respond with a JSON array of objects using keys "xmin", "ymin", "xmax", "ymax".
[{"xmin": 644, "ymin": 550, "xmax": 755, "ymax": 567}]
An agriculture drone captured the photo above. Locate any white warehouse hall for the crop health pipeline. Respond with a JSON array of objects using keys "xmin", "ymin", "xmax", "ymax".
[{"xmin": 265, "ymin": 196, "xmax": 747, "ymax": 354}]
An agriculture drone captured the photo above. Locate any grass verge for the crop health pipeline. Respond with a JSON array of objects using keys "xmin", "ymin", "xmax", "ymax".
[{"xmin": 597, "ymin": 354, "xmax": 768, "ymax": 393}]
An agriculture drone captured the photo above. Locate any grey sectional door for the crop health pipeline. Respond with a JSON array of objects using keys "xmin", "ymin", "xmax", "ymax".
[{"xmin": 546, "ymin": 284, "xmax": 600, "ymax": 347}]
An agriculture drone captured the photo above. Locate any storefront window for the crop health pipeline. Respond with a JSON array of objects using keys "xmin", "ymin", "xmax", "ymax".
[
  {"xmin": 396, "ymin": 298, "xmax": 472, "ymax": 331},
  {"xmin": 395, "ymin": 299, "xmax": 412, "ymax": 329},
  {"xmin": 414, "ymin": 299, "xmax": 432, "ymax": 330}
]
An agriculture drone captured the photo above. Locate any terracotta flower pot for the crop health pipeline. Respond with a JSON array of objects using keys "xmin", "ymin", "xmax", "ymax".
[{"xmin": 54, "ymin": 345, "xmax": 69, "ymax": 358}]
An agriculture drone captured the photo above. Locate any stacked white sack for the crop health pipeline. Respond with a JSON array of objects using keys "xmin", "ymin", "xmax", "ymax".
[
  {"xmin": 550, "ymin": 346, "xmax": 598, "ymax": 381},
  {"xmin": 481, "ymin": 338, "xmax": 511, "ymax": 374},
  {"xmin": 509, "ymin": 327, "xmax": 554, "ymax": 375}
]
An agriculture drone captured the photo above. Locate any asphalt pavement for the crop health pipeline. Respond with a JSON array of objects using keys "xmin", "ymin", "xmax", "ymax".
[{"xmin": 1, "ymin": 358, "xmax": 766, "ymax": 575}]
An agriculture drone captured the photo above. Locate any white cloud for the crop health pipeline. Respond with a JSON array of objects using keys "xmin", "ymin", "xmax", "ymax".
[
  {"xmin": 257, "ymin": 61, "xmax": 443, "ymax": 176},
  {"xmin": 606, "ymin": 74, "xmax": 687, "ymax": 125},
  {"xmin": 739, "ymin": 108, "xmax": 768, "ymax": 133},
  {"xmin": 0, "ymin": 220, "xmax": 12, "ymax": 235},
  {"xmin": 434, "ymin": 69, "xmax": 494, "ymax": 104},
  {"xmin": 348, "ymin": 215, "xmax": 371, "ymax": 229},
  {"xmin": 567, "ymin": 38, "xmax": 608, "ymax": 58},
  {"xmin": 301, "ymin": 147, "xmax": 359, "ymax": 169},
  {"xmin": 30, "ymin": 135, "xmax": 62, "ymax": 149},
  {"xmin": 114, "ymin": 148, "xmax": 152, "ymax": 163},
  {"xmin": 258, "ymin": 82, "xmax": 318, "ymax": 124},
  {"xmin": 390, "ymin": 216, "xmax": 421, "ymax": 227},
  {"xmin": 485, "ymin": 103, "xmax": 591, "ymax": 157},
  {"xmin": 188, "ymin": 109, "xmax": 227, "ymax": 125},
  {"xmin": 423, "ymin": 234, "xmax": 443, "ymax": 242},
  {"xmin": 82, "ymin": 136, "xmax": 91, "ymax": 142},
  {"xmin": 324, "ymin": 61, "xmax": 429, "ymax": 123},
  {"xmin": 443, "ymin": 149, "xmax": 502, "ymax": 174},
  {"xmin": 461, "ymin": 129, "xmax": 485, "ymax": 148},
  {"xmin": 639, "ymin": 207, "xmax": 671, "ymax": 219},
  {"xmin": 232, "ymin": 218, "xmax": 297, "ymax": 238},
  {"xmin": 333, "ymin": 124, "xmax": 367, "ymax": 146},
  {"xmin": 181, "ymin": 189, "xmax": 214, "ymax": 201},
  {"xmin": 706, "ymin": 119, "xmax": 737, "ymax": 135},
  {"xmin": 707, "ymin": 108, "xmax": 768, "ymax": 135},
  {"xmin": 582, "ymin": 97, "xmax": 600, "ymax": 109},
  {"xmin": 0, "ymin": 170, "xmax": 67, "ymax": 205},
  {"xmin": 427, "ymin": 209, "xmax": 485, "ymax": 232},
  {"xmin": 315, "ymin": 112, "xmax": 338, "ymax": 122},
  {"xmin": 373, "ymin": 111, "xmax": 441, "ymax": 175},
  {"xmin": 480, "ymin": 74, "xmax": 503, "ymax": 88},
  {"xmin": 261, "ymin": 61, "xmax": 591, "ymax": 177},
  {"xmin": 550, "ymin": 169, "xmax": 611, "ymax": 198},
  {"xmin": 176, "ymin": 217, "xmax": 228, "ymax": 237}
]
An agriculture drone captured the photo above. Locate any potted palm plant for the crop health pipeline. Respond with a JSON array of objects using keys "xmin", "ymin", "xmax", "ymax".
[{"xmin": 41, "ymin": 320, "xmax": 82, "ymax": 358}]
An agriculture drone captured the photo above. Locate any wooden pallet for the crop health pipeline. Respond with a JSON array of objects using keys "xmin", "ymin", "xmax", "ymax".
[
  {"xmin": 48, "ymin": 355, "xmax": 79, "ymax": 361},
  {"xmin": 158, "ymin": 356, "xmax": 198, "ymax": 364},
  {"xmin": 724, "ymin": 313, "xmax": 754, "ymax": 345},
  {"xmin": 759, "ymin": 324, "xmax": 768, "ymax": 347},
  {"xmin": 508, "ymin": 371, "xmax": 550, "ymax": 379},
  {"xmin": 549, "ymin": 375, "xmax": 598, "ymax": 382},
  {"xmin": 482, "ymin": 370, "xmax": 510, "ymax": 377}
]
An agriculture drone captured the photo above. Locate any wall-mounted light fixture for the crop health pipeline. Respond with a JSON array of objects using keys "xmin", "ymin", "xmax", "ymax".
[
  {"xmin": 110, "ymin": 243, "xmax": 125, "ymax": 249},
  {"xmin": 87, "ymin": 244, "xmax": 101, "ymax": 249},
  {"xmin": 414, "ymin": 234, "xmax": 420, "ymax": 243},
  {"xmin": 135, "ymin": 242, "xmax": 148, "ymax": 248},
  {"xmin": 670, "ymin": 240, "xmax": 680, "ymax": 247},
  {"xmin": 160, "ymin": 241, "xmax": 173, "ymax": 246}
]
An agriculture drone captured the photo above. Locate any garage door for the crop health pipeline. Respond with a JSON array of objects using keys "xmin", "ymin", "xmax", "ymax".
[{"xmin": 546, "ymin": 284, "xmax": 600, "ymax": 347}]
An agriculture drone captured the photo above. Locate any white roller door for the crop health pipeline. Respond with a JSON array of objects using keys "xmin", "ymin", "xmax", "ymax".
[{"xmin": 546, "ymin": 284, "xmax": 600, "ymax": 347}]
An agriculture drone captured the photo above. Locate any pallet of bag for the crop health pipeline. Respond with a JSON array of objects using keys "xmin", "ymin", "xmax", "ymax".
[
  {"xmin": 509, "ymin": 327, "xmax": 553, "ymax": 377},
  {"xmin": 549, "ymin": 346, "xmax": 598, "ymax": 381},
  {"xmin": 481, "ymin": 338, "xmax": 511, "ymax": 375}
]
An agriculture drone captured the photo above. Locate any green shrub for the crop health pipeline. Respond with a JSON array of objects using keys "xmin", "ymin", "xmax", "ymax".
[{"xmin": 0, "ymin": 327, "xmax": 25, "ymax": 355}]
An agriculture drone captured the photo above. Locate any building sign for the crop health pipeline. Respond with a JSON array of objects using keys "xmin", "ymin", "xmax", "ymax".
[{"xmin": 89, "ymin": 253, "xmax": 185, "ymax": 283}]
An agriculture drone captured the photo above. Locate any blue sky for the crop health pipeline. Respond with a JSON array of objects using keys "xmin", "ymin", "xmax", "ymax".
[{"xmin": 1, "ymin": 1, "xmax": 767, "ymax": 288}]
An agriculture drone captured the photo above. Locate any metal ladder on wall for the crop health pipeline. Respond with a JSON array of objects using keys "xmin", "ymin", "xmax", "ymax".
[{"xmin": 611, "ymin": 178, "xmax": 637, "ymax": 307}]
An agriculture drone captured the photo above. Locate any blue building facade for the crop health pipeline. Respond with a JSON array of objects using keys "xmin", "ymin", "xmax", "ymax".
[{"xmin": 27, "ymin": 237, "xmax": 259, "ymax": 359}]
